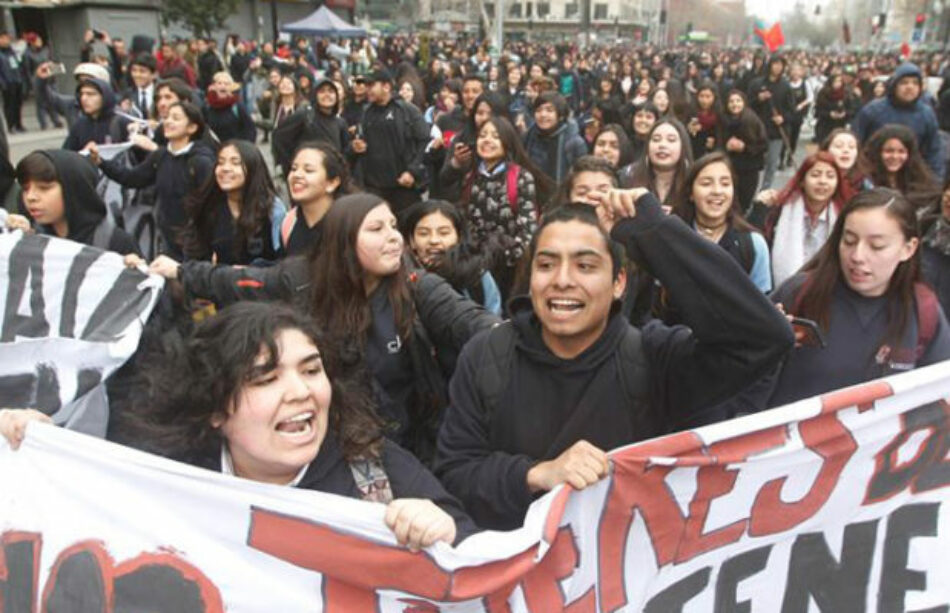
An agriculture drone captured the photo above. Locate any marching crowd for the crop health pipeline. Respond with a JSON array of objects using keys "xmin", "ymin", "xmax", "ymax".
[{"xmin": 1, "ymin": 29, "xmax": 950, "ymax": 546}]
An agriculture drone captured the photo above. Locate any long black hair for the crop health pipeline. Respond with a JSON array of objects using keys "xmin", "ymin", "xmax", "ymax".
[
  {"xmin": 183, "ymin": 139, "xmax": 278, "ymax": 261},
  {"xmin": 119, "ymin": 302, "xmax": 384, "ymax": 465}
]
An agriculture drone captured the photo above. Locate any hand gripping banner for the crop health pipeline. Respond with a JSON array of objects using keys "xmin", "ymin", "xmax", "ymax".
[
  {"xmin": 1, "ymin": 230, "xmax": 948, "ymax": 611},
  {"xmin": 0, "ymin": 232, "xmax": 163, "ymax": 437}
]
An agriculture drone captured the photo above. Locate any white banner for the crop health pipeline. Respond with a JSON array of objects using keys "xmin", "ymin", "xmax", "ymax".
[
  {"xmin": 1, "ymin": 360, "xmax": 948, "ymax": 611},
  {"xmin": 0, "ymin": 232, "xmax": 162, "ymax": 436}
]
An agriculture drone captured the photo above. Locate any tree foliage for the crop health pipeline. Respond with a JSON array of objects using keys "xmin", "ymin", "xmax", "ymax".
[{"xmin": 162, "ymin": 0, "xmax": 240, "ymax": 38}]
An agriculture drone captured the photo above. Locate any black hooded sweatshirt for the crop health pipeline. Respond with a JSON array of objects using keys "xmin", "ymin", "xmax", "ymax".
[
  {"xmin": 99, "ymin": 140, "xmax": 217, "ymax": 259},
  {"xmin": 63, "ymin": 78, "xmax": 129, "ymax": 152},
  {"xmin": 26, "ymin": 150, "xmax": 138, "ymax": 255},
  {"xmin": 434, "ymin": 194, "xmax": 794, "ymax": 530}
]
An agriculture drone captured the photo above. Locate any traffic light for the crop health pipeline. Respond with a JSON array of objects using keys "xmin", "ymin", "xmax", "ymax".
[{"xmin": 916, "ymin": 13, "xmax": 927, "ymax": 27}]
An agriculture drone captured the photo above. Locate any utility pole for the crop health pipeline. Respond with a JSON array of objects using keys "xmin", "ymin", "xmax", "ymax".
[{"xmin": 495, "ymin": 0, "xmax": 504, "ymax": 54}]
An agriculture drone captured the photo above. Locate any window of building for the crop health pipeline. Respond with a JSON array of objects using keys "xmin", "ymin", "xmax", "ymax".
[
  {"xmin": 538, "ymin": 2, "xmax": 550, "ymax": 17},
  {"xmin": 565, "ymin": 2, "xmax": 578, "ymax": 18},
  {"xmin": 509, "ymin": 2, "xmax": 522, "ymax": 17},
  {"xmin": 593, "ymin": 3, "xmax": 608, "ymax": 19}
]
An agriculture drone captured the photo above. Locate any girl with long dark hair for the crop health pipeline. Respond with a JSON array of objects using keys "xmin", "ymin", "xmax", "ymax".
[
  {"xmin": 620, "ymin": 117, "xmax": 693, "ymax": 209},
  {"xmin": 686, "ymin": 81, "xmax": 724, "ymax": 160},
  {"xmin": 145, "ymin": 194, "xmax": 500, "ymax": 462},
  {"xmin": 181, "ymin": 139, "xmax": 285, "ymax": 264},
  {"xmin": 862, "ymin": 124, "xmax": 941, "ymax": 211},
  {"xmin": 722, "ymin": 89, "xmax": 767, "ymax": 213},
  {"xmin": 769, "ymin": 188, "xmax": 950, "ymax": 407},
  {"xmin": 819, "ymin": 128, "xmax": 869, "ymax": 194},
  {"xmin": 675, "ymin": 152, "xmax": 771, "ymax": 292},
  {"xmin": 87, "ymin": 101, "xmax": 217, "ymax": 260},
  {"xmin": 460, "ymin": 115, "xmax": 550, "ymax": 297}
]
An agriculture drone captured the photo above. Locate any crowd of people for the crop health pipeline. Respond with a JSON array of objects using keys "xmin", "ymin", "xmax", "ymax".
[{"xmin": 2, "ymin": 28, "xmax": 950, "ymax": 544}]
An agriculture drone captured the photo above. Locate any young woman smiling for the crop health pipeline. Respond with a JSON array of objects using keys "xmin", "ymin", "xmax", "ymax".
[
  {"xmin": 179, "ymin": 140, "xmax": 286, "ymax": 265},
  {"xmin": 769, "ymin": 188, "xmax": 950, "ymax": 407},
  {"xmin": 144, "ymin": 193, "xmax": 500, "ymax": 463},
  {"xmin": 819, "ymin": 128, "xmax": 870, "ymax": 194},
  {"xmin": 862, "ymin": 124, "xmax": 940, "ymax": 211},
  {"xmin": 461, "ymin": 115, "xmax": 550, "ymax": 298},
  {"xmin": 675, "ymin": 152, "xmax": 772, "ymax": 292},
  {"xmin": 401, "ymin": 199, "xmax": 502, "ymax": 315},
  {"xmin": 750, "ymin": 151, "xmax": 854, "ymax": 287},
  {"xmin": 621, "ymin": 117, "xmax": 693, "ymax": 209},
  {"xmin": 87, "ymin": 101, "xmax": 216, "ymax": 260}
]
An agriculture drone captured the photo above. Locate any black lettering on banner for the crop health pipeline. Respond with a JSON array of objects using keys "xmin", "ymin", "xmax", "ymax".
[
  {"xmin": 780, "ymin": 520, "xmax": 878, "ymax": 612},
  {"xmin": 879, "ymin": 503, "xmax": 947, "ymax": 613},
  {"xmin": 113, "ymin": 565, "xmax": 212, "ymax": 612},
  {"xmin": 713, "ymin": 545, "xmax": 772, "ymax": 613},
  {"xmin": 0, "ymin": 534, "xmax": 39, "ymax": 612},
  {"xmin": 45, "ymin": 548, "xmax": 108, "ymax": 611},
  {"xmin": 867, "ymin": 402, "xmax": 950, "ymax": 503},
  {"xmin": 1, "ymin": 235, "xmax": 50, "ymax": 342},
  {"xmin": 643, "ymin": 567, "xmax": 710, "ymax": 612},
  {"xmin": 0, "ymin": 364, "xmax": 61, "ymax": 414},
  {"xmin": 59, "ymin": 245, "xmax": 103, "ymax": 338},
  {"xmin": 81, "ymin": 269, "xmax": 151, "ymax": 343}
]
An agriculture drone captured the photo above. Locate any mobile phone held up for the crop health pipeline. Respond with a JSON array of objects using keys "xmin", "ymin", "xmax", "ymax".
[
  {"xmin": 789, "ymin": 316, "xmax": 827, "ymax": 349},
  {"xmin": 49, "ymin": 62, "xmax": 66, "ymax": 76}
]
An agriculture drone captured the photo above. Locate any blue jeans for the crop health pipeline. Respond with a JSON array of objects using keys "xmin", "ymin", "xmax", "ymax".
[{"xmin": 761, "ymin": 138, "xmax": 783, "ymax": 190}]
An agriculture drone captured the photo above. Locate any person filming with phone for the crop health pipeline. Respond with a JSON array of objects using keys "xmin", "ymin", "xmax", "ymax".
[{"xmin": 768, "ymin": 188, "xmax": 950, "ymax": 408}]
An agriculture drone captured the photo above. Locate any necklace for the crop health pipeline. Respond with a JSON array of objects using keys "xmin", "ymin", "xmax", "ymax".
[{"xmin": 695, "ymin": 219, "xmax": 727, "ymax": 242}]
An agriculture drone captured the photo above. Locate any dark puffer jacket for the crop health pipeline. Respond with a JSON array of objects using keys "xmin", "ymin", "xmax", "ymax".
[{"xmin": 852, "ymin": 63, "xmax": 944, "ymax": 180}]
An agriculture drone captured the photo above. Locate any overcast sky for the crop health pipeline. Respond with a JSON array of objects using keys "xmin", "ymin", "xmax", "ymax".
[{"xmin": 744, "ymin": 0, "xmax": 797, "ymax": 22}]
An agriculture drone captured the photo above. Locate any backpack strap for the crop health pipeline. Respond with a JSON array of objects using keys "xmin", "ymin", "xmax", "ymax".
[
  {"xmin": 280, "ymin": 206, "xmax": 298, "ymax": 249},
  {"xmin": 92, "ymin": 215, "xmax": 117, "ymax": 251},
  {"xmin": 506, "ymin": 162, "xmax": 521, "ymax": 213},
  {"xmin": 914, "ymin": 282, "xmax": 940, "ymax": 361},
  {"xmin": 736, "ymin": 230, "xmax": 755, "ymax": 275},
  {"xmin": 614, "ymin": 325, "xmax": 656, "ymax": 433},
  {"xmin": 348, "ymin": 456, "xmax": 394, "ymax": 504},
  {"xmin": 476, "ymin": 322, "xmax": 518, "ymax": 418}
]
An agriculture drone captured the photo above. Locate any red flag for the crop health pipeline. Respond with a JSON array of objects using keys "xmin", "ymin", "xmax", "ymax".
[
  {"xmin": 762, "ymin": 22, "xmax": 785, "ymax": 52},
  {"xmin": 901, "ymin": 42, "xmax": 911, "ymax": 58}
]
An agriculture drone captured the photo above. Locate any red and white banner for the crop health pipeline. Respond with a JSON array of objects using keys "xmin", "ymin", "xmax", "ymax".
[{"xmin": 1, "ymin": 362, "xmax": 948, "ymax": 611}]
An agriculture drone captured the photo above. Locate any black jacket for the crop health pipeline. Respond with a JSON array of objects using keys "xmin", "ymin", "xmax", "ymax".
[
  {"xmin": 99, "ymin": 140, "xmax": 216, "ymax": 259},
  {"xmin": 63, "ymin": 78, "xmax": 129, "ymax": 151},
  {"xmin": 747, "ymin": 74, "xmax": 795, "ymax": 141},
  {"xmin": 272, "ymin": 107, "xmax": 350, "ymax": 173},
  {"xmin": 25, "ymin": 150, "xmax": 137, "ymax": 255},
  {"xmin": 356, "ymin": 98, "xmax": 430, "ymax": 189},
  {"xmin": 176, "ymin": 259, "xmax": 501, "ymax": 460},
  {"xmin": 433, "ymin": 193, "xmax": 794, "ymax": 529},
  {"xmin": 203, "ymin": 101, "xmax": 256, "ymax": 144}
]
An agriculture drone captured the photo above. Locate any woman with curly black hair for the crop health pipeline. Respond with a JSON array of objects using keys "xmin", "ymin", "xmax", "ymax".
[
  {"xmin": 0, "ymin": 301, "xmax": 478, "ymax": 548},
  {"xmin": 181, "ymin": 139, "xmax": 286, "ymax": 265},
  {"xmin": 862, "ymin": 123, "xmax": 941, "ymax": 212}
]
